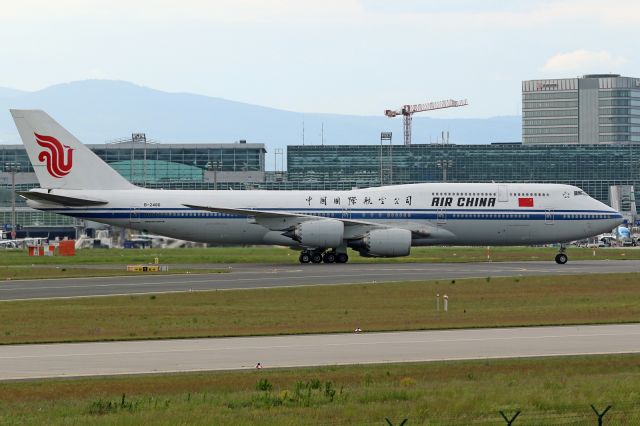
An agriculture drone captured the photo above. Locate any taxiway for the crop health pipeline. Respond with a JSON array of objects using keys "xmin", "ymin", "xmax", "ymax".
[
  {"xmin": 1, "ymin": 260, "xmax": 638, "ymax": 301},
  {"xmin": 1, "ymin": 323, "xmax": 639, "ymax": 380}
]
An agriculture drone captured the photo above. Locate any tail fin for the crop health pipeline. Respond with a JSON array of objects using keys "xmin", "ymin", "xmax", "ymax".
[{"xmin": 10, "ymin": 109, "xmax": 135, "ymax": 190}]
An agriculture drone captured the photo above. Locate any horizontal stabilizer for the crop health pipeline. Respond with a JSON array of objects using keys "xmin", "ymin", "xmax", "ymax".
[{"xmin": 18, "ymin": 191, "xmax": 108, "ymax": 206}]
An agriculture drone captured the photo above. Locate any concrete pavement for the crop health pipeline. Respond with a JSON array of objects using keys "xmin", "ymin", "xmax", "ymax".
[{"xmin": 1, "ymin": 323, "xmax": 639, "ymax": 380}]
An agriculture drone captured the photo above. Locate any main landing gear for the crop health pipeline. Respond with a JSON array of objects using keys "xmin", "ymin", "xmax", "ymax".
[
  {"xmin": 554, "ymin": 245, "xmax": 568, "ymax": 265},
  {"xmin": 299, "ymin": 249, "xmax": 348, "ymax": 264}
]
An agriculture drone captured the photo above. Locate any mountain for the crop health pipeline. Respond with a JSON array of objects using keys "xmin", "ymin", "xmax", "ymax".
[
  {"xmin": 0, "ymin": 80, "xmax": 521, "ymax": 156},
  {"xmin": 0, "ymin": 87, "xmax": 28, "ymax": 99}
]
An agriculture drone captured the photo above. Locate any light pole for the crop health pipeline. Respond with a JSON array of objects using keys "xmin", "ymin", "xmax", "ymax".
[
  {"xmin": 435, "ymin": 159, "xmax": 453, "ymax": 182},
  {"xmin": 380, "ymin": 132, "xmax": 392, "ymax": 185},
  {"xmin": 206, "ymin": 161, "xmax": 220, "ymax": 190},
  {"xmin": 132, "ymin": 133, "xmax": 147, "ymax": 186},
  {"xmin": 4, "ymin": 162, "xmax": 21, "ymax": 239}
]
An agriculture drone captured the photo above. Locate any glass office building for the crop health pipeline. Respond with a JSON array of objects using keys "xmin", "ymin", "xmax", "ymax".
[
  {"xmin": 523, "ymin": 74, "xmax": 640, "ymax": 144},
  {"xmin": 286, "ymin": 143, "xmax": 640, "ymax": 212}
]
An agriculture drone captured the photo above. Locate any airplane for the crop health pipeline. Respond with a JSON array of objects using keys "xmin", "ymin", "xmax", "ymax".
[
  {"xmin": 0, "ymin": 237, "xmax": 48, "ymax": 248},
  {"xmin": 10, "ymin": 109, "xmax": 624, "ymax": 265}
]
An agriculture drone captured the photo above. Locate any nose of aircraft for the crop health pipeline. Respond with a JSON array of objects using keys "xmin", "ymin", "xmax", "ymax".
[
  {"xmin": 608, "ymin": 211, "xmax": 625, "ymax": 232},
  {"xmin": 589, "ymin": 196, "xmax": 624, "ymax": 232}
]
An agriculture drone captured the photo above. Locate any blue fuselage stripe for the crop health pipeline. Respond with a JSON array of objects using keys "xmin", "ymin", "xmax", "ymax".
[
  {"xmin": 37, "ymin": 208, "xmax": 622, "ymax": 222},
  {"xmin": 38, "ymin": 207, "xmax": 616, "ymax": 213}
]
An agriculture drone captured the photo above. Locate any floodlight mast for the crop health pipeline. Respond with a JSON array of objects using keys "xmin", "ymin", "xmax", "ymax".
[{"xmin": 384, "ymin": 99, "xmax": 468, "ymax": 145}]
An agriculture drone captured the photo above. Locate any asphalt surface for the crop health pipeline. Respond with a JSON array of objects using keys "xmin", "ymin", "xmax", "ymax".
[
  {"xmin": 1, "ymin": 260, "xmax": 639, "ymax": 301},
  {"xmin": 0, "ymin": 260, "xmax": 640, "ymax": 301},
  {"xmin": 1, "ymin": 324, "xmax": 639, "ymax": 380}
]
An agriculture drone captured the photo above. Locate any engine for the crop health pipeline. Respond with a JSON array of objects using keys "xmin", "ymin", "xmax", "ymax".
[
  {"xmin": 284, "ymin": 219, "xmax": 344, "ymax": 248},
  {"xmin": 351, "ymin": 228, "xmax": 412, "ymax": 257}
]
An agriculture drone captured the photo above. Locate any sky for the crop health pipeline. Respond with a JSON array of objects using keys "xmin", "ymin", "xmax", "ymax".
[{"xmin": 0, "ymin": 0, "xmax": 637, "ymax": 118}]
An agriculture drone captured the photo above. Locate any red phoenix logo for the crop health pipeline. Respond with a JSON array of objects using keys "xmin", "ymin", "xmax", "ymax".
[{"xmin": 34, "ymin": 133, "xmax": 73, "ymax": 178}]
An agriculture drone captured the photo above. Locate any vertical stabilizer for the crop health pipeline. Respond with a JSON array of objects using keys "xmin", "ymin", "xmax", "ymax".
[{"xmin": 10, "ymin": 109, "xmax": 135, "ymax": 190}]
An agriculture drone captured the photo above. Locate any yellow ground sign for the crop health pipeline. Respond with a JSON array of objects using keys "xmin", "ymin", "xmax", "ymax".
[{"xmin": 126, "ymin": 265, "xmax": 168, "ymax": 272}]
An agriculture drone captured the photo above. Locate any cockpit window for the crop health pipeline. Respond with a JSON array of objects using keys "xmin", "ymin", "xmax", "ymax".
[{"xmin": 574, "ymin": 190, "xmax": 585, "ymax": 196}]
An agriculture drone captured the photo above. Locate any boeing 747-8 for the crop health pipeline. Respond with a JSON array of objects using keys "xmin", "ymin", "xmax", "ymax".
[{"xmin": 10, "ymin": 110, "xmax": 623, "ymax": 264}]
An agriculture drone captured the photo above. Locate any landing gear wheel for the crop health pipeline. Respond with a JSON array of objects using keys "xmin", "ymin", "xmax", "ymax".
[
  {"xmin": 323, "ymin": 252, "xmax": 336, "ymax": 263},
  {"xmin": 311, "ymin": 252, "xmax": 323, "ymax": 264},
  {"xmin": 335, "ymin": 253, "xmax": 349, "ymax": 264},
  {"xmin": 555, "ymin": 253, "xmax": 568, "ymax": 265},
  {"xmin": 299, "ymin": 252, "xmax": 311, "ymax": 264}
]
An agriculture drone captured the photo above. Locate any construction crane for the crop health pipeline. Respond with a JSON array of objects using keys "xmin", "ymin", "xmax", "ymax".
[{"xmin": 385, "ymin": 99, "xmax": 468, "ymax": 145}]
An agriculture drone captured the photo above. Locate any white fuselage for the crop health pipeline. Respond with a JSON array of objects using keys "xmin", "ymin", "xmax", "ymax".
[{"xmin": 30, "ymin": 183, "xmax": 623, "ymax": 248}]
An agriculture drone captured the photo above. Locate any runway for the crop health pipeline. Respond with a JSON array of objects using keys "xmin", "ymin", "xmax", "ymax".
[
  {"xmin": 1, "ymin": 323, "xmax": 639, "ymax": 380},
  {"xmin": 1, "ymin": 260, "xmax": 639, "ymax": 301}
]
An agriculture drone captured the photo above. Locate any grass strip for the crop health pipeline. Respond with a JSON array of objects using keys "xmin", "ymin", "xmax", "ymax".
[
  {"xmin": 1, "ymin": 273, "xmax": 639, "ymax": 344},
  {"xmin": 1, "ymin": 354, "xmax": 639, "ymax": 424},
  {"xmin": 1, "ymin": 245, "xmax": 639, "ymax": 266}
]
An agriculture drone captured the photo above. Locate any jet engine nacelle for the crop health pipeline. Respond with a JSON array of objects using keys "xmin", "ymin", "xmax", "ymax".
[
  {"xmin": 285, "ymin": 219, "xmax": 344, "ymax": 248},
  {"xmin": 353, "ymin": 228, "xmax": 412, "ymax": 257}
]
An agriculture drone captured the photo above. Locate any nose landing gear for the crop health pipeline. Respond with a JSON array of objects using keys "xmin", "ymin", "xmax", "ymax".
[{"xmin": 554, "ymin": 245, "xmax": 568, "ymax": 264}]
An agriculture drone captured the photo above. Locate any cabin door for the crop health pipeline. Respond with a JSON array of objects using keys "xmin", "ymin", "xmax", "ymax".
[
  {"xmin": 129, "ymin": 204, "xmax": 142, "ymax": 225},
  {"xmin": 544, "ymin": 209, "xmax": 555, "ymax": 225},
  {"xmin": 498, "ymin": 185, "xmax": 509, "ymax": 202},
  {"xmin": 341, "ymin": 206, "xmax": 351, "ymax": 220}
]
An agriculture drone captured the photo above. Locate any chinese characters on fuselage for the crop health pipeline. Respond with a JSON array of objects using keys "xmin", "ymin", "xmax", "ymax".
[{"xmin": 306, "ymin": 195, "xmax": 413, "ymax": 206}]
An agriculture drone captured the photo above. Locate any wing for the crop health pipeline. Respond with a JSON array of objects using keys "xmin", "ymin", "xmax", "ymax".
[
  {"xmin": 183, "ymin": 203, "xmax": 387, "ymax": 227},
  {"xmin": 182, "ymin": 203, "xmax": 436, "ymax": 238}
]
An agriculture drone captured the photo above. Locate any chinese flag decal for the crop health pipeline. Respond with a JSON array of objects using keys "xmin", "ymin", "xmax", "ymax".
[{"xmin": 518, "ymin": 197, "xmax": 534, "ymax": 207}]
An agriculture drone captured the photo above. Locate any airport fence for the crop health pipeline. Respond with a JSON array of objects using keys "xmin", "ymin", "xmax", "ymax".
[{"xmin": 381, "ymin": 404, "xmax": 640, "ymax": 425}]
